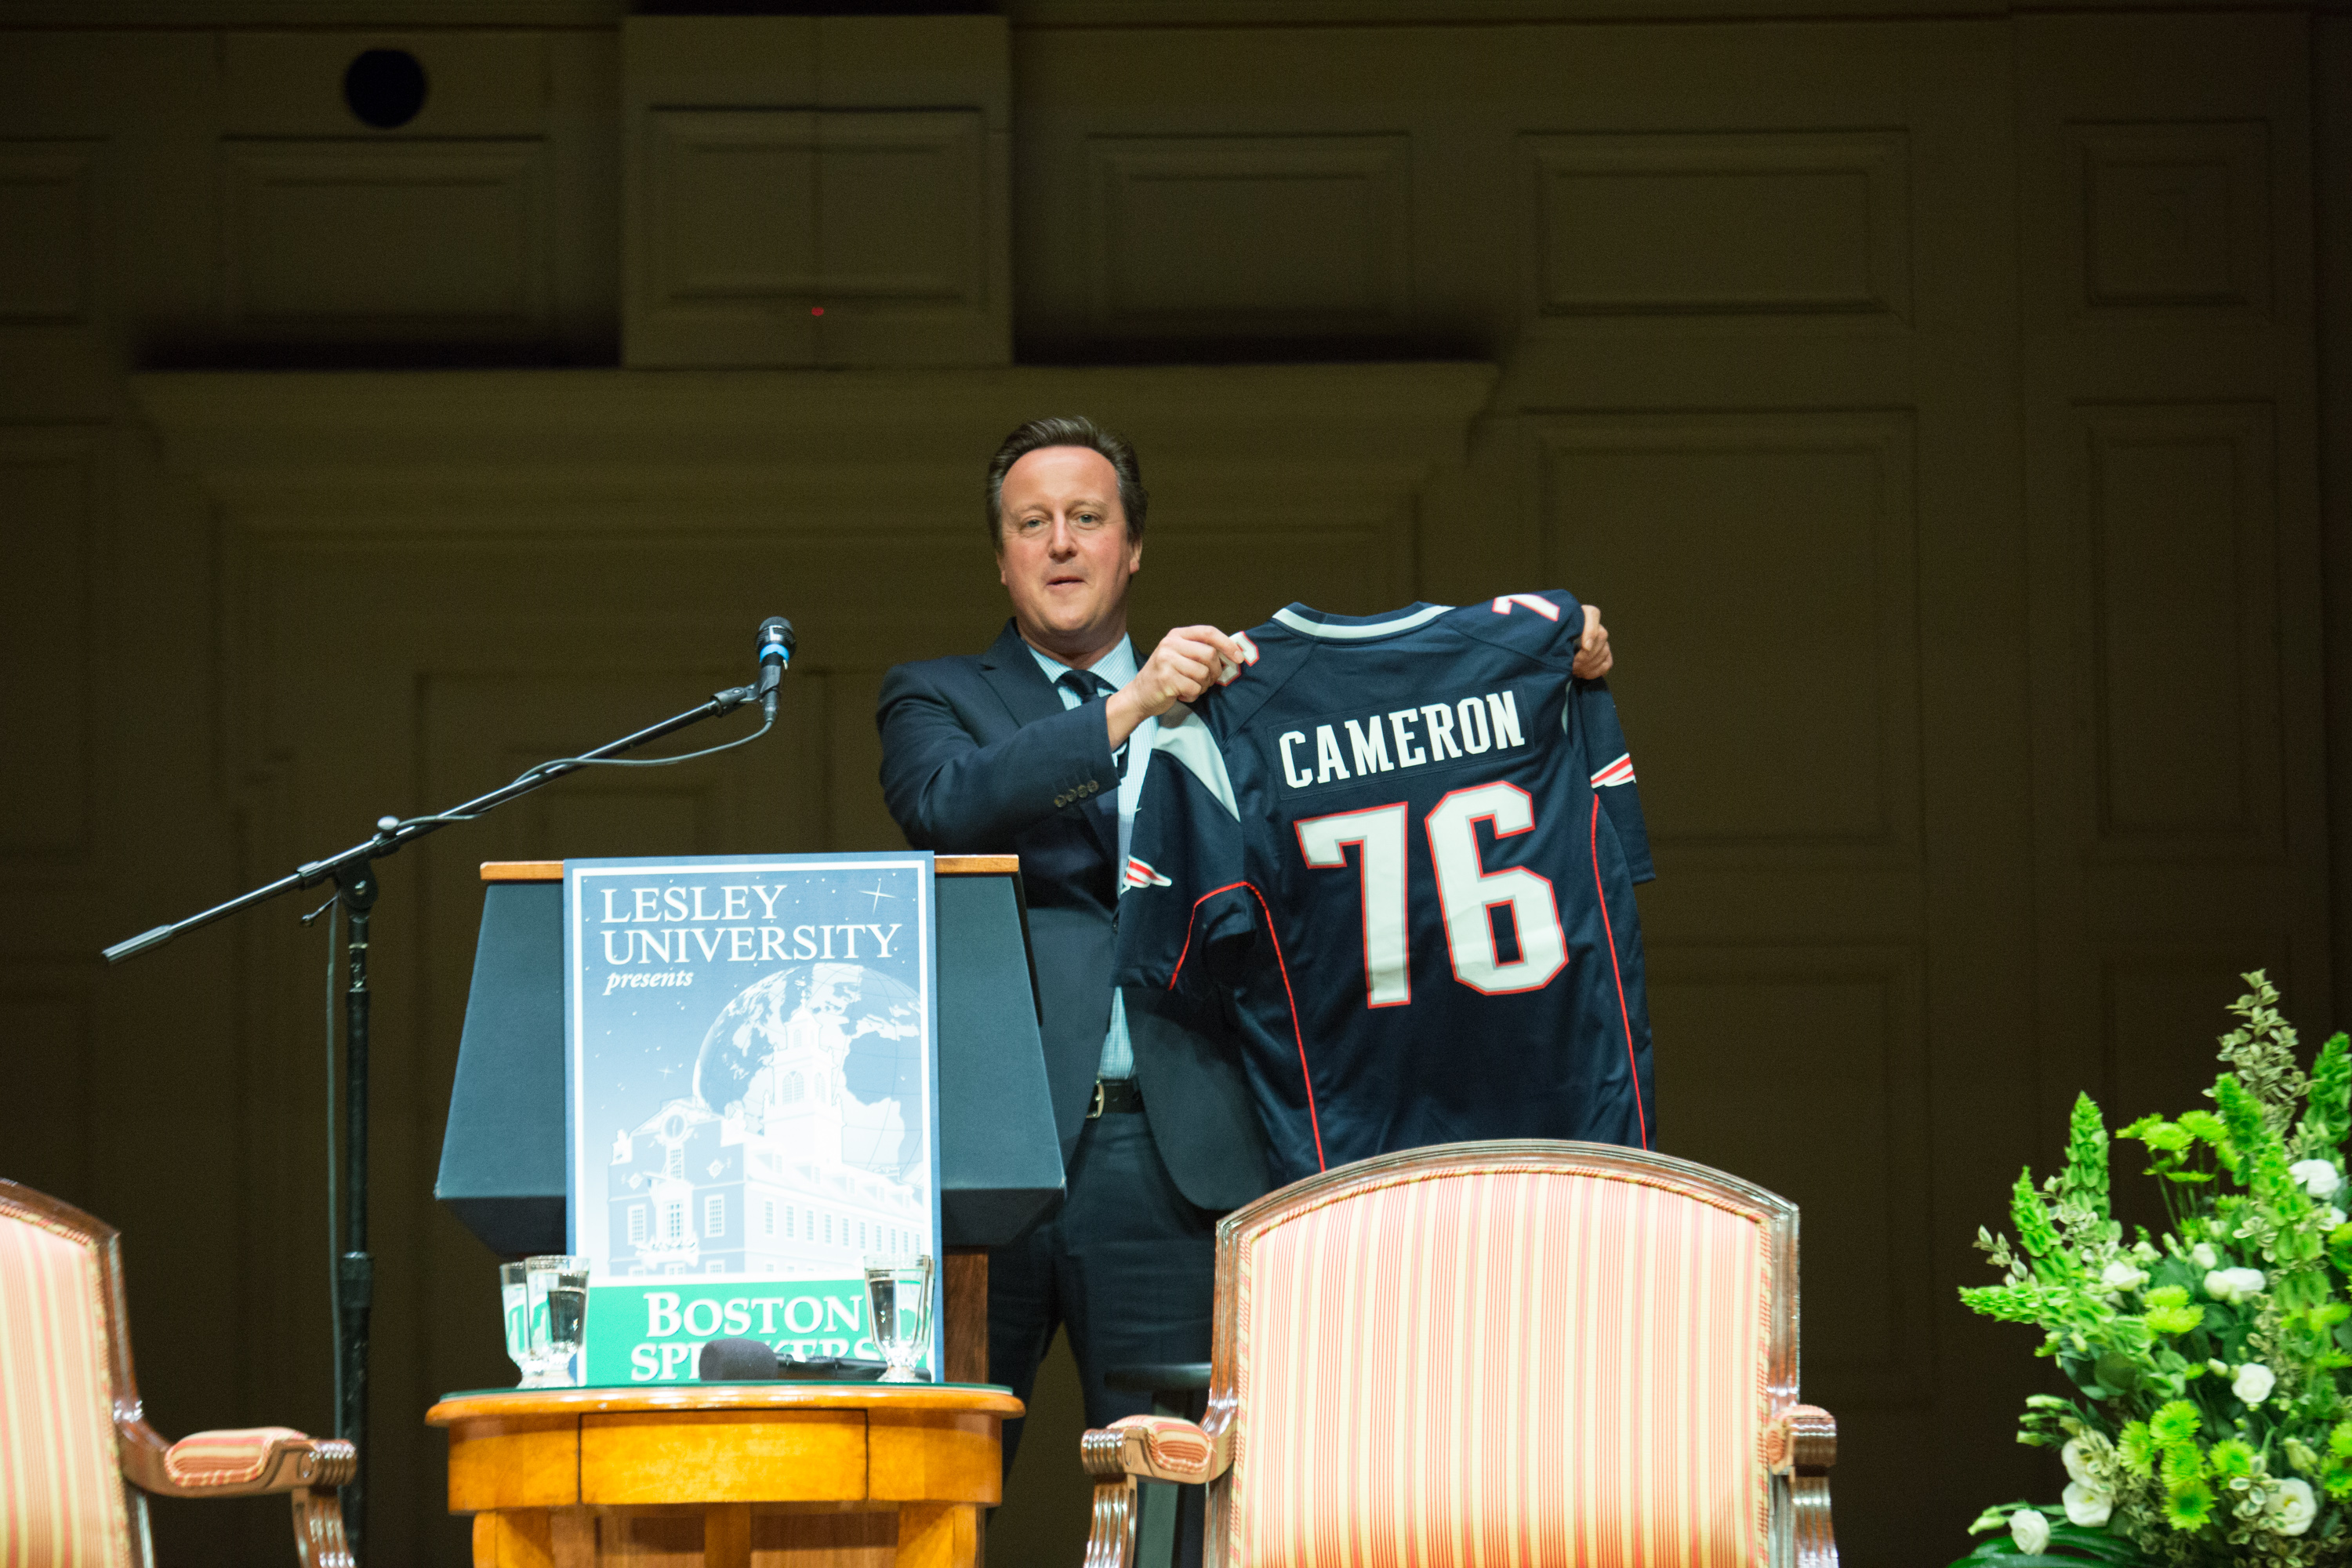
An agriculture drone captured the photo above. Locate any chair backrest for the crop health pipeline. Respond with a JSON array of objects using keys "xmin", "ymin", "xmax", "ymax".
[
  {"xmin": 0, "ymin": 1182, "xmax": 136, "ymax": 1568},
  {"xmin": 1208, "ymin": 1141, "xmax": 1796, "ymax": 1568}
]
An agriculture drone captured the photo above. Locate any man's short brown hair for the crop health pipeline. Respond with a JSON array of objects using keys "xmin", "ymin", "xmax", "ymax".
[{"xmin": 985, "ymin": 416, "xmax": 1148, "ymax": 549}]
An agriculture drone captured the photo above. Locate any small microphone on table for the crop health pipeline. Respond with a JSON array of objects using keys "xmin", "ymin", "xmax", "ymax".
[
  {"xmin": 698, "ymin": 1338, "xmax": 782, "ymax": 1381},
  {"xmin": 756, "ymin": 615, "xmax": 796, "ymax": 724}
]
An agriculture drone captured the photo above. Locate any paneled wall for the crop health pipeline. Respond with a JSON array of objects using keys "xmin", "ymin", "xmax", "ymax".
[{"xmin": 0, "ymin": 10, "xmax": 2340, "ymax": 1566}]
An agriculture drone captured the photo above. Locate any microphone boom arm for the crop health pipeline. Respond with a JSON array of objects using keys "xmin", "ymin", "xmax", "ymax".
[{"xmin": 102, "ymin": 680, "xmax": 759, "ymax": 965}]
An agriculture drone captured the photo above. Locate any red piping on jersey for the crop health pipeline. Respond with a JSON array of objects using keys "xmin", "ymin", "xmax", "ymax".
[
  {"xmin": 1167, "ymin": 880, "xmax": 1328, "ymax": 1172},
  {"xmin": 1591, "ymin": 797, "xmax": 1650, "ymax": 1150}
]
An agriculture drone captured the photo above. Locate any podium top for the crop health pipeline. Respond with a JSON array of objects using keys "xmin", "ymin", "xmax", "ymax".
[{"xmin": 480, "ymin": 856, "xmax": 1018, "ymax": 882}]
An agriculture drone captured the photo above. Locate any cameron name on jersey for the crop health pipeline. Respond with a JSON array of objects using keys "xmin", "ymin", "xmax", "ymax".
[{"xmin": 1270, "ymin": 683, "xmax": 1537, "ymax": 799}]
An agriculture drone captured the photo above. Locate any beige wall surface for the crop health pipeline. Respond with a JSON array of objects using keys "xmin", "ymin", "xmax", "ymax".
[{"xmin": 0, "ymin": 9, "xmax": 2341, "ymax": 1566}]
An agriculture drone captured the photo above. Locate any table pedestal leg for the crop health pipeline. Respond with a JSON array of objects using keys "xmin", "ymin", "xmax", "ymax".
[
  {"xmin": 703, "ymin": 1504, "xmax": 750, "ymax": 1568},
  {"xmin": 470, "ymin": 1510, "xmax": 597, "ymax": 1568},
  {"xmin": 896, "ymin": 1503, "xmax": 979, "ymax": 1568}
]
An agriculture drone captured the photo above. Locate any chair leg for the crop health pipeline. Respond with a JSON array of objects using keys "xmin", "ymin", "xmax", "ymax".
[
  {"xmin": 1790, "ymin": 1473, "xmax": 1838, "ymax": 1567},
  {"xmin": 289, "ymin": 1487, "xmax": 354, "ymax": 1568},
  {"xmin": 1084, "ymin": 1477, "xmax": 1139, "ymax": 1568}
]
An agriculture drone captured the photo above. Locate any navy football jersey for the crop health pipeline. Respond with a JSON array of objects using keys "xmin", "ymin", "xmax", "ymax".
[{"xmin": 1115, "ymin": 592, "xmax": 1655, "ymax": 1185}]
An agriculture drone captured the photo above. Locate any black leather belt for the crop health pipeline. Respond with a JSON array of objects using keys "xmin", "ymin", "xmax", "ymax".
[{"xmin": 1088, "ymin": 1078, "xmax": 1145, "ymax": 1117}]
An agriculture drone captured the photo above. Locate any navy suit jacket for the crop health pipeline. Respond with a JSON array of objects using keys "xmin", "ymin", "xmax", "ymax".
[{"xmin": 877, "ymin": 620, "xmax": 1272, "ymax": 1213}]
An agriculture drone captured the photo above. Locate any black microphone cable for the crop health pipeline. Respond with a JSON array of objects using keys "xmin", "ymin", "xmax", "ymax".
[{"xmin": 390, "ymin": 617, "xmax": 793, "ymax": 830}]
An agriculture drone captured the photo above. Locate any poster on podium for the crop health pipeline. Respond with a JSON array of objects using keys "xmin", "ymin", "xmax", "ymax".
[{"xmin": 562, "ymin": 851, "xmax": 939, "ymax": 1382}]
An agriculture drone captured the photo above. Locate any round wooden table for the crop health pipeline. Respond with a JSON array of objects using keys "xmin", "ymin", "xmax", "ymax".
[{"xmin": 426, "ymin": 1382, "xmax": 1023, "ymax": 1568}]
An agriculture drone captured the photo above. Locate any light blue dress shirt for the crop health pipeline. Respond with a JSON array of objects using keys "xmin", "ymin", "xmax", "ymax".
[{"xmin": 1027, "ymin": 637, "xmax": 1157, "ymax": 1082}]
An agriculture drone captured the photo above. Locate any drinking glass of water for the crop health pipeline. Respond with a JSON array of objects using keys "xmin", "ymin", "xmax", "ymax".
[
  {"xmin": 524, "ymin": 1254, "xmax": 591, "ymax": 1388},
  {"xmin": 499, "ymin": 1262, "xmax": 542, "ymax": 1387},
  {"xmin": 864, "ymin": 1254, "xmax": 934, "ymax": 1384}
]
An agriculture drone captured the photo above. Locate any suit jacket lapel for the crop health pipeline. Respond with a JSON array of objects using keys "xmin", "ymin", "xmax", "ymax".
[
  {"xmin": 978, "ymin": 619, "xmax": 1120, "ymax": 866},
  {"xmin": 977, "ymin": 619, "xmax": 1065, "ymax": 728}
]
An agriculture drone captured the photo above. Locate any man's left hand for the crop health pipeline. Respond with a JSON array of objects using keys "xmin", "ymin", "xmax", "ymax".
[{"xmin": 1573, "ymin": 604, "xmax": 1613, "ymax": 679}]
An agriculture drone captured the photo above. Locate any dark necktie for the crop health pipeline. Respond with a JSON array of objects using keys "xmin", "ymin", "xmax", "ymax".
[{"xmin": 1059, "ymin": 670, "xmax": 1130, "ymax": 779}]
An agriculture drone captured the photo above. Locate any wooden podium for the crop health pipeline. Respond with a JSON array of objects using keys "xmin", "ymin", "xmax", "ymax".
[{"xmin": 427, "ymin": 1382, "xmax": 1022, "ymax": 1568}]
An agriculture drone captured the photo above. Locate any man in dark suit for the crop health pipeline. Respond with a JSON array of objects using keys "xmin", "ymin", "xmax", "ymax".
[
  {"xmin": 875, "ymin": 418, "xmax": 1272, "ymax": 1497},
  {"xmin": 876, "ymin": 416, "xmax": 1617, "ymax": 1545}
]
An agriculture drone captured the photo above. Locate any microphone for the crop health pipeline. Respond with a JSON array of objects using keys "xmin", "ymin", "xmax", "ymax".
[
  {"xmin": 698, "ymin": 1337, "xmax": 782, "ymax": 1381},
  {"xmin": 755, "ymin": 615, "xmax": 796, "ymax": 723}
]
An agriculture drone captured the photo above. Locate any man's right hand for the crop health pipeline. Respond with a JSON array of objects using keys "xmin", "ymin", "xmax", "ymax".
[{"xmin": 1105, "ymin": 624, "xmax": 1244, "ymax": 747}]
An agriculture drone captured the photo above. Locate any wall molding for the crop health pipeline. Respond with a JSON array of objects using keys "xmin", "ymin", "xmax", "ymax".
[{"xmin": 131, "ymin": 364, "xmax": 1498, "ymax": 521}]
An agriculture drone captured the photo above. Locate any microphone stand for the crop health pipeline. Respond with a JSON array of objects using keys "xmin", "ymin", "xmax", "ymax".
[{"xmin": 102, "ymin": 678, "xmax": 763, "ymax": 1562}]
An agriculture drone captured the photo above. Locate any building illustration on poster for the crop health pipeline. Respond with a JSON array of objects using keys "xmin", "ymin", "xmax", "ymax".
[
  {"xmin": 606, "ymin": 960, "xmax": 930, "ymax": 1278},
  {"xmin": 565, "ymin": 854, "xmax": 941, "ymax": 1308}
]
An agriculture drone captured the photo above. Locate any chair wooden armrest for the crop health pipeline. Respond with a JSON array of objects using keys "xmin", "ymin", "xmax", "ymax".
[
  {"xmin": 0, "ymin": 1176, "xmax": 357, "ymax": 1568},
  {"xmin": 1764, "ymin": 1403, "xmax": 1838, "ymax": 1566},
  {"xmin": 118, "ymin": 1421, "xmax": 358, "ymax": 1499},
  {"xmin": 118, "ymin": 1417, "xmax": 358, "ymax": 1568},
  {"xmin": 1079, "ymin": 1414, "xmax": 1232, "ymax": 1568}
]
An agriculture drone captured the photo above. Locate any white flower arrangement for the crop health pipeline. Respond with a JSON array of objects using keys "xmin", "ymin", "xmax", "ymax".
[{"xmin": 1953, "ymin": 975, "xmax": 2352, "ymax": 1566}]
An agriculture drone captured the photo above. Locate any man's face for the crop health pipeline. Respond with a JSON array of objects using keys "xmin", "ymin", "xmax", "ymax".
[{"xmin": 996, "ymin": 445, "xmax": 1143, "ymax": 659}]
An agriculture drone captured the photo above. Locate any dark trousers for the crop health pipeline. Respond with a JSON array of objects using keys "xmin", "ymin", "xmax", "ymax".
[{"xmin": 990, "ymin": 1105, "xmax": 1215, "ymax": 1566}]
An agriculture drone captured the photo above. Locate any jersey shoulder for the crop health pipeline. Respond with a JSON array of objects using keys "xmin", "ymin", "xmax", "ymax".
[{"xmin": 1440, "ymin": 591, "xmax": 1584, "ymax": 664}]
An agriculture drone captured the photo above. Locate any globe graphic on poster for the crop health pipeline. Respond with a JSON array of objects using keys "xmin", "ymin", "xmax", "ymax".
[{"xmin": 690, "ymin": 963, "xmax": 925, "ymax": 1180}]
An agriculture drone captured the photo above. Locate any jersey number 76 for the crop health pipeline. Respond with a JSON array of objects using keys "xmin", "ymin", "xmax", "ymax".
[{"xmin": 1293, "ymin": 781, "xmax": 1568, "ymax": 1007}]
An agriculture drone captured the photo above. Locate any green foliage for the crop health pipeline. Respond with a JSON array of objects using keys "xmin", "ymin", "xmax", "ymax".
[
  {"xmin": 2300, "ymin": 1035, "xmax": 2352, "ymax": 1159},
  {"xmin": 2066, "ymin": 1093, "xmax": 2114, "ymax": 1225},
  {"xmin": 1958, "ymin": 971, "xmax": 2352, "ymax": 1567}
]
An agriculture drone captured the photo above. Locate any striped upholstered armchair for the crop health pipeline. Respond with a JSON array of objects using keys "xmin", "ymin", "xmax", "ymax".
[
  {"xmin": 0, "ymin": 1178, "xmax": 356, "ymax": 1568},
  {"xmin": 1080, "ymin": 1141, "xmax": 1837, "ymax": 1566}
]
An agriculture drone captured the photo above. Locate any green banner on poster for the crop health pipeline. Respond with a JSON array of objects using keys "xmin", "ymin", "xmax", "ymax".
[{"xmin": 584, "ymin": 1279, "xmax": 876, "ymax": 1385}]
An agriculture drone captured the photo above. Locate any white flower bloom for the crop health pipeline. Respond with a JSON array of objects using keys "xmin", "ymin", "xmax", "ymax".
[
  {"xmin": 2100, "ymin": 1259, "xmax": 2146, "ymax": 1290},
  {"xmin": 2009, "ymin": 1509, "xmax": 2051, "ymax": 1555},
  {"xmin": 2327, "ymin": 1206, "xmax": 2347, "ymax": 1229},
  {"xmin": 2191, "ymin": 1241, "xmax": 2220, "ymax": 1269},
  {"xmin": 2234, "ymin": 1362, "xmax": 2277, "ymax": 1404},
  {"xmin": 2063, "ymin": 1480, "xmax": 2113, "ymax": 1527},
  {"xmin": 2206, "ymin": 1266, "xmax": 2267, "ymax": 1303},
  {"xmin": 2062, "ymin": 1437, "xmax": 2095, "ymax": 1485},
  {"xmin": 2290, "ymin": 1160, "xmax": 2343, "ymax": 1200},
  {"xmin": 2271, "ymin": 1477, "xmax": 2318, "ymax": 1537}
]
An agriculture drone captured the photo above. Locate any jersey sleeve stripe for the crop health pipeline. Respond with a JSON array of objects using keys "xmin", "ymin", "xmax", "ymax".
[
  {"xmin": 1590, "ymin": 753, "xmax": 1636, "ymax": 787},
  {"xmin": 1590, "ymin": 796, "xmax": 1650, "ymax": 1151},
  {"xmin": 1490, "ymin": 592, "xmax": 1562, "ymax": 621},
  {"xmin": 1167, "ymin": 879, "xmax": 1328, "ymax": 1174}
]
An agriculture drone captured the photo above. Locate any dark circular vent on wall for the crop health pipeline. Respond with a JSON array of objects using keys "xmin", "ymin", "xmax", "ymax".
[{"xmin": 343, "ymin": 49, "xmax": 428, "ymax": 130}]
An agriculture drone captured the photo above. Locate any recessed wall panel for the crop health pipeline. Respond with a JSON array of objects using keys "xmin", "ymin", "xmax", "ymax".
[
  {"xmin": 221, "ymin": 139, "xmax": 550, "ymax": 334},
  {"xmin": 1649, "ymin": 945, "xmax": 1928, "ymax": 1403},
  {"xmin": 0, "ymin": 143, "xmax": 98, "ymax": 325},
  {"xmin": 818, "ymin": 111, "xmax": 987, "ymax": 308},
  {"xmin": 645, "ymin": 110, "xmax": 820, "ymax": 303},
  {"xmin": 2069, "ymin": 121, "xmax": 2270, "ymax": 316},
  {"xmin": 1086, "ymin": 135, "xmax": 1411, "ymax": 336},
  {"xmin": 0, "ymin": 429, "xmax": 96, "ymax": 862},
  {"xmin": 621, "ymin": 15, "xmax": 1008, "ymax": 368},
  {"xmin": 1523, "ymin": 131, "xmax": 1909, "ymax": 319},
  {"xmin": 2100, "ymin": 949, "xmax": 2278, "ymax": 1130},
  {"xmin": 1541, "ymin": 412, "xmax": 1919, "ymax": 859},
  {"xmin": 0, "ymin": 989, "xmax": 92, "ymax": 1202},
  {"xmin": 2085, "ymin": 404, "xmax": 2278, "ymax": 850}
]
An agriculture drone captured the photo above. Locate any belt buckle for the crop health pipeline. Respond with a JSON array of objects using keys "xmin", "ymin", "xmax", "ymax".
[{"xmin": 1087, "ymin": 1080, "xmax": 1105, "ymax": 1120}]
